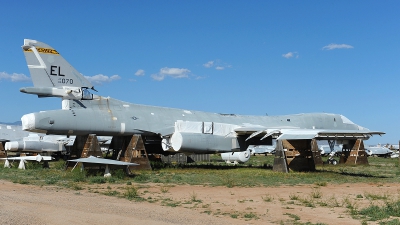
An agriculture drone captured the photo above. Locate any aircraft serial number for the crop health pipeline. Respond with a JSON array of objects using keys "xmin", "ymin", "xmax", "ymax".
[{"xmin": 58, "ymin": 78, "xmax": 73, "ymax": 84}]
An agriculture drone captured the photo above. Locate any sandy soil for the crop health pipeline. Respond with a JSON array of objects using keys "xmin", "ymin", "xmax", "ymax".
[{"xmin": 0, "ymin": 179, "xmax": 399, "ymax": 225}]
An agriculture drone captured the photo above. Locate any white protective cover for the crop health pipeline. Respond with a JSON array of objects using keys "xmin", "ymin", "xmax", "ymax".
[
  {"xmin": 221, "ymin": 150, "xmax": 251, "ymax": 163},
  {"xmin": 174, "ymin": 120, "xmax": 239, "ymax": 136}
]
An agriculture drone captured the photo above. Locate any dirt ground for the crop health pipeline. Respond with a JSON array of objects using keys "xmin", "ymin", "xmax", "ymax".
[{"xmin": 0, "ymin": 179, "xmax": 399, "ymax": 225}]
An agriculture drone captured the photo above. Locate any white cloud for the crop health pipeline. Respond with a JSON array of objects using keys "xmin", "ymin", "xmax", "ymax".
[
  {"xmin": 135, "ymin": 69, "xmax": 145, "ymax": 76},
  {"xmin": 195, "ymin": 75, "xmax": 206, "ymax": 80},
  {"xmin": 203, "ymin": 61, "xmax": 214, "ymax": 68},
  {"xmin": 282, "ymin": 52, "xmax": 299, "ymax": 59},
  {"xmin": 203, "ymin": 60, "xmax": 232, "ymax": 70},
  {"xmin": 151, "ymin": 73, "xmax": 165, "ymax": 81},
  {"xmin": 160, "ymin": 67, "xmax": 190, "ymax": 78},
  {"xmin": 152, "ymin": 67, "xmax": 191, "ymax": 81},
  {"xmin": 0, "ymin": 72, "xmax": 31, "ymax": 82},
  {"xmin": 322, "ymin": 43, "xmax": 354, "ymax": 50},
  {"xmin": 84, "ymin": 74, "xmax": 121, "ymax": 85}
]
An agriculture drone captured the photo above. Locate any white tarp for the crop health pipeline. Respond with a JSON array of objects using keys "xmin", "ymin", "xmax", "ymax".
[
  {"xmin": 174, "ymin": 120, "xmax": 239, "ymax": 136},
  {"xmin": 175, "ymin": 120, "xmax": 202, "ymax": 133}
]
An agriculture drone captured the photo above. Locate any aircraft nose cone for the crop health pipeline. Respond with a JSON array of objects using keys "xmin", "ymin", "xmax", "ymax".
[{"xmin": 21, "ymin": 113, "xmax": 36, "ymax": 131}]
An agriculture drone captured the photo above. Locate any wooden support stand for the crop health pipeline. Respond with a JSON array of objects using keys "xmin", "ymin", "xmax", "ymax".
[
  {"xmin": 339, "ymin": 139, "xmax": 368, "ymax": 165},
  {"xmin": 81, "ymin": 134, "xmax": 103, "ymax": 158},
  {"xmin": 272, "ymin": 140, "xmax": 288, "ymax": 173},
  {"xmin": 311, "ymin": 139, "xmax": 323, "ymax": 166},
  {"xmin": 0, "ymin": 142, "xmax": 6, "ymax": 158},
  {"xmin": 65, "ymin": 134, "xmax": 104, "ymax": 170},
  {"xmin": 108, "ymin": 135, "xmax": 152, "ymax": 171},
  {"xmin": 70, "ymin": 134, "xmax": 103, "ymax": 158},
  {"xmin": 120, "ymin": 135, "xmax": 152, "ymax": 171},
  {"xmin": 67, "ymin": 134, "xmax": 152, "ymax": 172},
  {"xmin": 273, "ymin": 139, "xmax": 323, "ymax": 172}
]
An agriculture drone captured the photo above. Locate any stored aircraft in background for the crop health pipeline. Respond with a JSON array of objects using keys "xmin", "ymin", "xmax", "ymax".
[
  {"xmin": 5, "ymin": 133, "xmax": 111, "ymax": 154},
  {"xmin": 317, "ymin": 140, "xmax": 343, "ymax": 156},
  {"xmin": 1, "ymin": 154, "xmax": 53, "ymax": 169},
  {"xmin": 365, "ymin": 144, "xmax": 394, "ymax": 157},
  {"xmin": 5, "ymin": 133, "xmax": 71, "ymax": 153},
  {"xmin": 0, "ymin": 122, "xmax": 70, "ymax": 154},
  {"xmin": 0, "ymin": 122, "xmax": 31, "ymax": 143},
  {"xmin": 0, "ymin": 122, "xmax": 110, "ymax": 155},
  {"xmin": 19, "ymin": 39, "xmax": 384, "ymax": 156}
]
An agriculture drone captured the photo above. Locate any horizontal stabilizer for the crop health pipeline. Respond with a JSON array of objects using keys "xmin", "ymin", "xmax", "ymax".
[{"xmin": 20, "ymin": 87, "xmax": 93, "ymax": 100}]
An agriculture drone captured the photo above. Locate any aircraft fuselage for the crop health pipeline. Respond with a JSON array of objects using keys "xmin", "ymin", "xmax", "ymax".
[{"xmin": 22, "ymin": 96, "xmax": 363, "ymax": 136}]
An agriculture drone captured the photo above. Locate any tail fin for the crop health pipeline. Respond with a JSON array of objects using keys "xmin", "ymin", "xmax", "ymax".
[
  {"xmin": 22, "ymin": 39, "xmax": 93, "ymax": 88},
  {"xmin": 21, "ymin": 39, "xmax": 94, "ymax": 99}
]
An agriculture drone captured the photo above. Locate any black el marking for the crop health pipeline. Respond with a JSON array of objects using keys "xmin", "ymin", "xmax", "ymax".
[
  {"xmin": 50, "ymin": 66, "xmax": 65, "ymax": 76},
  {"xmin": 58, "ymin": 66, "xmax": 65, "ymax": 76},
  {"xmin": 50, "ymin": 66, "xmax": 57, "ymax": 76}
]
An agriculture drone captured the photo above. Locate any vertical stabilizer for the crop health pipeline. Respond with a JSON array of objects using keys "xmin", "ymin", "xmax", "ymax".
[
  {"xmin": 21, "ymin": 39, "xmax": 94, "ymax": 99},
  {"xmin": 22, "ymin": 39, "xmax": 93, "ymax": 88}
]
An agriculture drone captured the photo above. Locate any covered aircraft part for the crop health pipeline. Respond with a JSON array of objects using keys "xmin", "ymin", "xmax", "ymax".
[
  {"xmin": 5, "ymin": 140, "xmax": 66, "ymax": 152},
  {"xmin": 221, "ymin": 150, "xmax": 251, "ymax": 164},
  {"xmin": 169, "ymin": 132, "xmax": 238, "ymax": 153},
  {"xmin": 161, "ymin": 137, "xmax": 174, "ymax": 152},
  {"xmin": 161, "ymin": 121, "xmax": 241, "ymax": 153}
]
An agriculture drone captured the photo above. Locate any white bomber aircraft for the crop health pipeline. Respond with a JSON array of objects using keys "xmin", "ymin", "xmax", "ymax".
[
  {"xmin": 0, "ymin": 122, "xmax": 68, "ymax": 153},
  {"xmin": 19, "ymin": 39, "xmax": 384, "ymax": 156}
]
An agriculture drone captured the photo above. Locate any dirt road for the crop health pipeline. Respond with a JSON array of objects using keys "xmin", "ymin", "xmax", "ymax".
[{"xmin": 0, "ymin": 180, "xmax": 398, "ymax": 224}]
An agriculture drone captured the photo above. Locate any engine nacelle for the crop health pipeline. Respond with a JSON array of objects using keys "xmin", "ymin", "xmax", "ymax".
[
  {"xmin": 221, "ymin": 150, "xmax": 251, "ymax": 164},
  {"xmin": 163, "ymin": 132, "xmax": 239, "ymax": 153}
]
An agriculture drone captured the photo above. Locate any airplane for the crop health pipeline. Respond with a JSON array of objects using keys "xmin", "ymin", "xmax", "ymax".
[
  {"xmin": 364, "ymin": 144, "xmax": 393, "ymax": 157},
  {"xmin": 5, "ymin": 133, "xmax": 111, "ymax": 153},
  {"xmin": 317, "ymin": 140, "xmax": 343, "ymax": 156},
  {"xmin": 385, "ymin": 144, "xmax": 399, "ymax": 151},
  {"xmin": 19, "ymin": 39, "xmax": 384, "ymax": 157},
  {"xmin": 0, "ymin": 122, "xmax": 73, "ymax": 156},
  {"xmin": 0, "ymin": 122, "xmax": 72, "ymax": 153},
  {"xmin": 0, "ymin": 122, "xmax": 112, "ymax": 169},
  {"xmin": 0, "ymin": 154, "xmax": 53, "ymax": 169},
  {"xmin": 0, "ymin": 123, "xmax": 31, "ymax": 143},
  {"xmin": 5, "ymin": 133, "xmax": 70, "ymax": 153}
]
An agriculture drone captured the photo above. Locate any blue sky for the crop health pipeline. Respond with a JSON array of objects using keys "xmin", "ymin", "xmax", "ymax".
[{"xmin": 1, "ymin": 0, "xmax": 399, "ymax": 144}]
